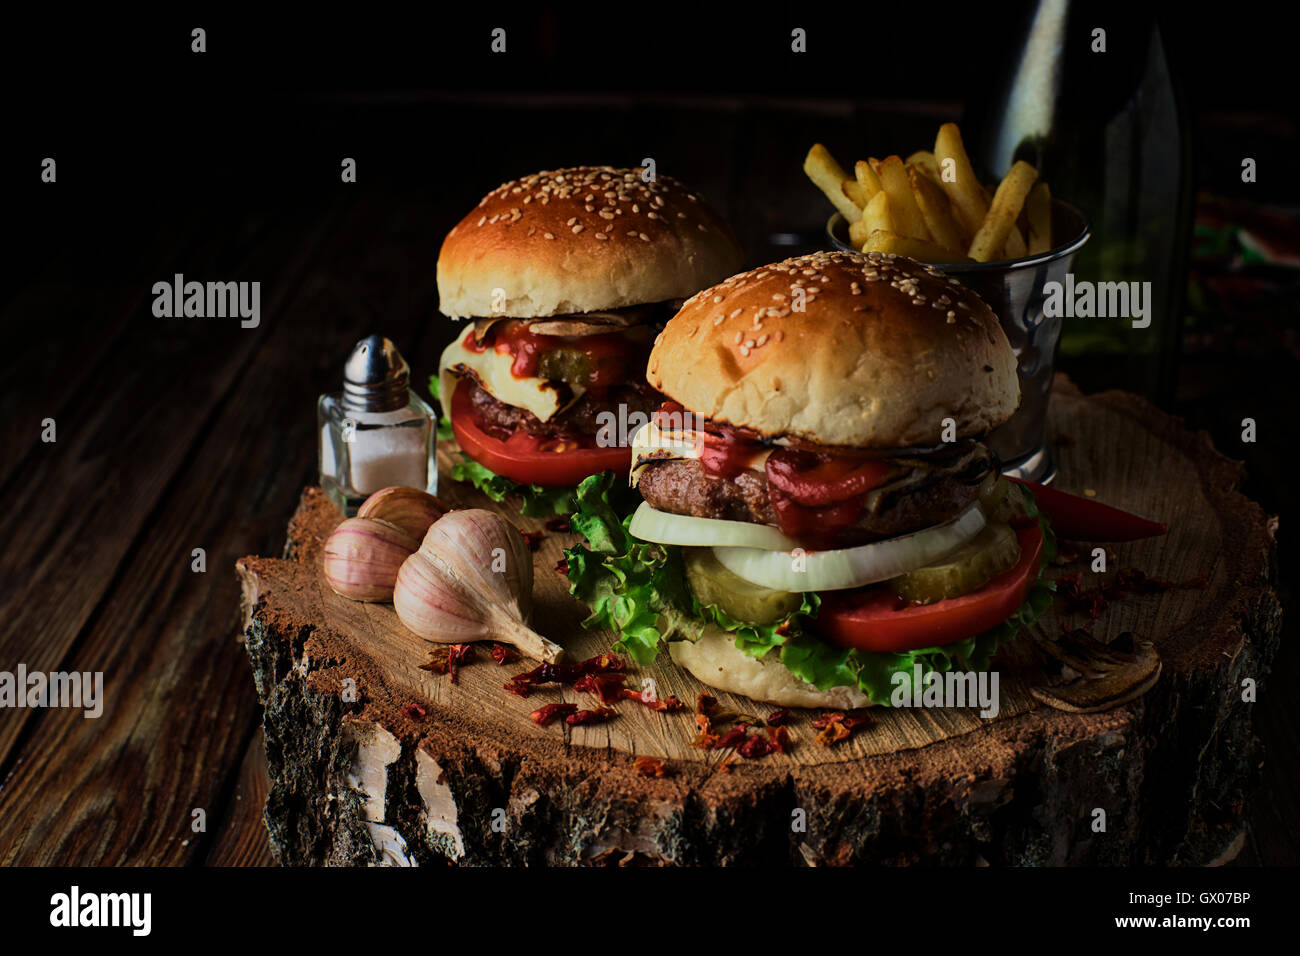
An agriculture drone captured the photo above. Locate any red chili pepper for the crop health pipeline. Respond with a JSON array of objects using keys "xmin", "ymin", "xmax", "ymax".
[{"xmin": 1010, "ymin": 478, "xmax": 1167, "ymax": 542}]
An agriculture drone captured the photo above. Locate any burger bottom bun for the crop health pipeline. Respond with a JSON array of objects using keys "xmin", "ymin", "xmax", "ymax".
[{"xmin": 668, "ymin": 626, "xmax": 872, "ymax": 709}]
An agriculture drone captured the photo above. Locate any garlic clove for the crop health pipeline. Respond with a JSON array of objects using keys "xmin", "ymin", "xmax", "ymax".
[
  {"xmin": 394, "ymin": 509, "xmax": 564, "ymax": 663},
  {"xmin": 323, "ymin": 517, "xmax": 419, "ymax": 602},
  {"xmin": 357, "ymin": 486, "xmax": 449, "ymax": 543}
]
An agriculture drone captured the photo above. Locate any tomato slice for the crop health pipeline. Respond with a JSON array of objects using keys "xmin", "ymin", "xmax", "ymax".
[
  {"xmin": 449, "ymin": 380, "xmax": 631, "ymax": 488},
  {"xmin": 817, "ymin": 524, "xmax": 1045, "ymax": 653}
]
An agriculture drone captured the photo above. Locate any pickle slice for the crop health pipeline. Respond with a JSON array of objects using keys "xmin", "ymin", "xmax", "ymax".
[
  {"xmin": 683, "ymin": 547, "xmax": 801, "ymax": 625},
  {"xmin": 536, "ymin": 347, "xmax": 595, "ymax": 387},
  {"xmin": 978, "ymin": 474, "xmax": 1031, "ymax": 525},
  {"xmin": 889, "ymin": 522, "xmax": 1022, "ymax": 605}
]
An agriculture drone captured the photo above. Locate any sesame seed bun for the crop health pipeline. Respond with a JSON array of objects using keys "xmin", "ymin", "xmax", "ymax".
[
  {"xmin": 647, "ymin": 251, "xmax": 1020, "ymax": 449},
  {"xmin": 437, "ymin": 167, "xmax": 744, "ymax": 320},
  {"xmin": 668, "ymin": 626, "xmax": 872, "ymax": 709}
]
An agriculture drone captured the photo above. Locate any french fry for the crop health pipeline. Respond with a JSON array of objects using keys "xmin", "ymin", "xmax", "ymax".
[
  {"xmin": 933, "ymin": 123, "xmax": 989, "ymax": 240},
  {"xmin": 968, "ymin": 160, "xmax": 1039, "ymax": 262},
  {"xmin": 860, "ymin": 190, "xmax": 894, "ymax": 240},
  {"xmin": 849, "ymin": 217, "xmax": 871, "ymax": 249},
  {"xmin": 804, "ymin": 144, "xmax": 862, "ymax": 223},
  {"xmin": 906, "ymin": 150, "xmax": 942, "ymax": 184},
  {"xmin": 908, "ymin": 167, "xmax": 964, "ymax": 253},
  {"xmin": 863, "ymin": 229, "xmax": 975, "ymax": 265},
  {"xmin": 854, "ymin": 160, "xmax": 882, "ymax": 198},
  {"xmin": 1026, "ymin": 181, "xmax": 1052, "ymax": 254},
  {"xmin": 876, "ymin": 155, "xmax": 931, "ymax": 240},
  {"xmin": 843, "ymin": 179, "xmax": 870, "ymax": 208},
  {"xmin": 1003, "ymin": 224, "xmax": 1028, "ymax": 259}
]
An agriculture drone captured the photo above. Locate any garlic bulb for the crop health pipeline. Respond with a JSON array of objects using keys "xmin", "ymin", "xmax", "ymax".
[
  {"xmin": 394, "ymin": 509, "xmax": 564, "ymax": 663},
  {"xmin": 323, "ymin": 517, "xmax": 419, "ymax": 602},
  {"xmin": 357, "ymin": 486, "xmax": 448, "ymax": 543}
]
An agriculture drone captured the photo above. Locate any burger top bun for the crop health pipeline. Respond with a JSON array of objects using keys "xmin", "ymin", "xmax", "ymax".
[
  {"xmin": 669, "ymin": 627, "xmax": 872, "ymax": 709},
  {"xmin": 437, "ymin": 167, "xmax": 744, "ymax": 320},
  {"xmin": 648, "ymin": 250, "xmax": 1021, "ymax": 449}
]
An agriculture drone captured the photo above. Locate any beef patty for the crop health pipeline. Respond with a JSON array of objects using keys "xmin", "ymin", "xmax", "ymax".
[
  {"xmin": 636, "ymin": 457, "xmax": 983, "ymax": 546},
  {"xmin": 463, "ymin": 378, "xmax": 661, "ymax": 441}
]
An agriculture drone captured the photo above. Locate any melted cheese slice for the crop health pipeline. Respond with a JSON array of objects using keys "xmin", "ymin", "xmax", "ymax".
[
  {"xmin": 629, "ymin": 418, "xmax": 772, "ymax": 486},
  {"xmin": 438, "ymin": 336, "xmax": 585, "ymax": 423}
]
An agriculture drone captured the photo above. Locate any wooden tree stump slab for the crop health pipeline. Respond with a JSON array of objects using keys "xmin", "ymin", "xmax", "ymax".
[{"xmin": 235, "ymin": 377, "xmax": 1281, "ymax": 866}]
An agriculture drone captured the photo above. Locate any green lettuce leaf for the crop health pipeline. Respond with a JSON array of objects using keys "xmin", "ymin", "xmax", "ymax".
[
  {"xmin": 448, "ymin": 457, "xmax": 576, "ymax": 516},
  {"xmin": 564, "ymin": 471, "xmax": 1058, "ymax": 706}
]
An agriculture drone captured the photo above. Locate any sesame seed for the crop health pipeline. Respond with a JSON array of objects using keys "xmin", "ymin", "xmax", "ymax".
[
  {"xmin": 595, "ymin": 233, "xmax": 608, "ymax": 240},
  {"xmin": 566, "ymin": 217, "xmax": 577, "ymax": 226},
  {"xmin": 757, "ymin": 333, "xmax": 769, "ymax": 346},
  {"xmin": 730, "ymin": 308, "xmax": 742, "ymax": 318},
  {"xmin": 572, "ymin": 224, "xmax": 584, "ymax": 234},
  {"xmin": 739, "ymin": 344, "xmax": 750, "ymax": 357},
  {"xmin": 713, "ymin": 315, "xmax": 725, "ymax": 325},
  {"xmin": 543, "ymin": 232, "xmax": 555, "ymax": 240},
  {"xmin": 639, "ymin": 232, "xmax": 650, "ymax": 241},
  {"xmin": 775, "ymin": 330, "xmax": 785, "ymax": 342},
  {"xmin": 477, "ymin": 216, "xmax": 487, "ymax": 226},
  {"xmin": 599, "ymin": 210, "xmax": 615, "ymax": 220},
  {"xmin": 947, "ymin": 310, "xmax": 956, "ymax": 320},
  {"xmin": 713, "ymin": 295, "xmax": 724, "ymax": 303},
  {"xmin": 733, "ymin": 331, "xmax": 743, "ymax": 344}
]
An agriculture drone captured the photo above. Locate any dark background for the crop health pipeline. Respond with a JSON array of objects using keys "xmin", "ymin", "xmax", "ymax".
[{"xmin": 0, "ymin": 3, "xmax": 1295, "ymax": 865}]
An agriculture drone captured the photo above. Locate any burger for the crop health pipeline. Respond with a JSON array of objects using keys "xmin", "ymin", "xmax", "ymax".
[
  {"xmin": 566, "ymin": 251, "xmax": 1055, "ymax": 707},
  {"xmin": 435, "ymin": 167, "xmax": 744, "ymax": 514}
]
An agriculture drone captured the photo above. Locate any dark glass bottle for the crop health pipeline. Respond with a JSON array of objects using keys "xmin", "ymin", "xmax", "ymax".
[{"xmin": 966, "ymin": 0, "xmax": 1193, "ymax": 404}]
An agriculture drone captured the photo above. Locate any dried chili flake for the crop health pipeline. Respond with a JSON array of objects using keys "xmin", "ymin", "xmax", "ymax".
[
  {"xmin": 530, "ymin": 702, "xmax": 578, "ymax": 726},
  {"xmin": 420, "ymin": 643, "xmax": 475, "ymax": 683},
  {"xmin": 566, "ymin": 705, "xmax": 617, "ymax": 726},
  {"xmin": 402, "ymin": 702, "xmax": 427, "ymax": 720},
  {"xmin": 554, "ymin": 559, "xmax": 570, "ymax": 577},
  {"xmin": 574, "ymin": 671, "xmax": 628, "ymax": 704},
  {"xmin": 521, "ymin": 530, "xmax": 545, "ymax": 552},
  {"xmin": 738, "ymin": 732, "xmax": 777, "ymax": 759},
  {"xmin": 766, "ymin": 709, "xmax": 791, "ymax": 727},
  {"xmin": 712, "ymin": 726, "xmax": 750, "ymax": 750},
  {"xmin": 768, "ymin": 725, "xmax": 793, "ymax": 754},
  {"xmin": 816, "ymin": 721, "xmax": 851, "ymax": 747},
  {"xmin": 544, "ymin": 516, "xmax": 572, "ymax": 533},
  {"xmin": 813, "ymin": 711, "xmax": 866, "ymax": 747},
  {"xmin": 615, "ymin": 685, "xmax": 685, "ymax": 712},
  {"xmin": 505, "ymin": 652, "xmax": 627, "ymax": 697},
  {"xmin": 633, "ymin": 756, "xmax": 670, "ymax": 778},
  {"xmin": 696, "ymin": 693, "xmax": 717, "ymax": 715},
  {"xmin": 636, "ymin": 693, "xmax": 685, "ymax": 713},
  {"xmin": 490, "ymin": 643, "xmax": 521, "ymax": 665}
]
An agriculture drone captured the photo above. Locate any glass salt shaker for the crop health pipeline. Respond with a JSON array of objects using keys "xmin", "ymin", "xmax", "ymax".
[{"xmin": 319, "ymin": 334, "xmax": 437, "ymax": 515}]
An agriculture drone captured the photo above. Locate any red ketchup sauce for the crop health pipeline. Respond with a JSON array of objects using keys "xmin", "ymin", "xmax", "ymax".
[{"xmin": 651, "ymin": 401, "xmax": 895, "ymax": 548}]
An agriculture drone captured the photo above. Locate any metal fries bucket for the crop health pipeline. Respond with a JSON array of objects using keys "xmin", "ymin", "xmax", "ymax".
[{"xmin": 829, "ymin": 198, "xmax": 1090, "ymax": 483}]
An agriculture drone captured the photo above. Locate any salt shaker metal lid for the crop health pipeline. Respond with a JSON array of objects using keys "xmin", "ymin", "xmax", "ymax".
[{"xmin": 342, "ymin": 335, "xmax": 410, "ymax": 413}]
